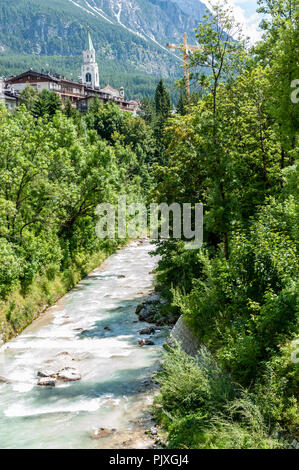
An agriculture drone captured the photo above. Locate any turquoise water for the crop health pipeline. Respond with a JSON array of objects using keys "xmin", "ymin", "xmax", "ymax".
[{"xmin": 0, "ymin": 241, "xmax": 165, "ymax": 449}]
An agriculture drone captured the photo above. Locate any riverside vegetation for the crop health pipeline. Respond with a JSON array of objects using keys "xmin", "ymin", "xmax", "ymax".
[
  {"xmin": 0, "ymin": 0, "xmax": 298, "ymax": 450},
  {"xmin": 151, "ymin": 0, "xmax": 298, "ymax": 450},
  {"xmin": 0, "ymin": 84, "xmax": 165, "ymax": 341}
]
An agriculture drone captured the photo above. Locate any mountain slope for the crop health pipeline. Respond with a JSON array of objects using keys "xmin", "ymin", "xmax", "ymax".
[
  {"xmin": 171, "ymin": 0, "xmax": 208, "ymax": 19},
  {"xmin": 0, "ymin": 0, "xmax": 210, "ymax": 97}
]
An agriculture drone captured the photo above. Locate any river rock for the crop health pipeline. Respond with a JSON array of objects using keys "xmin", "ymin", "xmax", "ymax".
[
  {"xmin": 37, "ymin": 377, "xmax": 57, "ymax": 387},
  {"xmin": 90, "ymin": 427, "xmax": 116, "ymax": 439},
  {"xmin": 138, "ymin": 339, "xmax": 155, "ymax": 347},
  {"xmin": 56, "ymin": 352, "xmax": 72, "ymax": 357},
  {"xmin": 57, "ymin": 367, "xmax": 81, "ymax": 381},
  {"xmin": 0, "ymin": 376, "xmax": 12, "ymax": 384},
  {"xmin": 139, "ymin": 327, "xmax": 156, "ymax": 335},
  {"xmin": 135, "ymin": 293, "xmax": 163, "ymax": 323},
  {"xmin": 37, "ymin": 368, "xmax": 58, "ymax": 378},
  {"xmin": 37, "ymin": 353, "xmax": 81, "ymax": 385},
  {"xmin": 138, "ymin": 378, "xmax": 157, "ymax": 392}
]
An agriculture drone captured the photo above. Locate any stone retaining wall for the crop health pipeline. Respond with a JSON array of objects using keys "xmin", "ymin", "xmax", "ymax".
[
  {"xmin": 168, "ymin": 315, "xmax": 199, "ymax": 356},
  {"xmin": 167, "ymin": 315, "xmax": 299, "ymax": 449}
]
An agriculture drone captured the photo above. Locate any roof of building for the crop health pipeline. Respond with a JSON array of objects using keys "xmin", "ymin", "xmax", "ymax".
[
  {"xmin": 0, "ymin": 92, "xmax": 17, "ymax": 101},
  {"xmin": 87, "ymin": 28, "xmax": 95, "ymax": 51},
  {"xmin": 7, "ymin": 70, "xmax": 85, "ymax": 88},
  {"xmin": 99, "ymin": 85, "xmax": 120, "ymax": 96}
]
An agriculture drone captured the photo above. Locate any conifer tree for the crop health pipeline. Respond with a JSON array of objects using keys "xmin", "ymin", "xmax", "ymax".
[
  {"xmin": 32, "ymin": 89, "xmax": 62, "ymax": 118},
  {"xmin": 154, "ymin": 79, "xmax": 171, "ymax": 118},
  {"xmin": 177, "ymin": 93, "xmax": 187, "ymax": 116}
]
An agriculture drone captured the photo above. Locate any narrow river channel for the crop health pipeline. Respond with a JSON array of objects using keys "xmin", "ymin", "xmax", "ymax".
[{"xmin": 0, "ymin": 241, "xmax": 167, "ymax": 449}]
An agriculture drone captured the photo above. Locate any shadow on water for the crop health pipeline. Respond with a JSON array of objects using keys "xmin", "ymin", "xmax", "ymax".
[
  {"xmin": 76, "ymin": 295, "xmax": 151, "ymax": 340},
  {"xmin": 12, "ymin": 365, "xmax": 160, "ymax": 423}
]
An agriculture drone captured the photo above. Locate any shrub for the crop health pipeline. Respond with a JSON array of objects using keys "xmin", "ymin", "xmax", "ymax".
[{"xmin": 154, "ymin": 345, "xmax": 284, "ymax": 449}]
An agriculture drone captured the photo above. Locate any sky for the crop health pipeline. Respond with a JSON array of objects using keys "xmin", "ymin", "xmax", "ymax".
[{"xmin": 201, "ymin": 0, "xmax": 263, "ymax": 44}]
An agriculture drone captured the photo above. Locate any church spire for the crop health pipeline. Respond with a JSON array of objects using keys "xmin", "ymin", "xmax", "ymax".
[
  {"xmin": 82, "ymin": 26, "xmax": 99, "ymax": 89},
  {"xmin": 87, "ymin": 26, "xmax": 94, "ymax": 51}
]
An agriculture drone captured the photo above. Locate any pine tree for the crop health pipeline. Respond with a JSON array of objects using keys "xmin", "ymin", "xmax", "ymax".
[
  {"xmin": 32, "ymin": 90, "xmax": 61, "ymax": 118},
  {"xmin": 154, "ymin": 79, "xmax": 171, "ymax": 119},
  {"xmin": 177, "ymin": 93, "xmax": 187, "ymax": 115}
]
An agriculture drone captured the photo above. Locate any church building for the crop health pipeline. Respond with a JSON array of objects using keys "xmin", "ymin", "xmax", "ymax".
[{"xmin": 82, "ymin": 28, "xmax": 100, "ymax": 90}]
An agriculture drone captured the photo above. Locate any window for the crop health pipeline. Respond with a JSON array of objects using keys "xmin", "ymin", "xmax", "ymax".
[{"xmin": 86, "ymin": 73, "xmax": 92, "ymax": 83}]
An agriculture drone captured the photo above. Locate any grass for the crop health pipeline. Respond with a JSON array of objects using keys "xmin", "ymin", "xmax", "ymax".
[{"xmin": 153, "ymin": 343, "xmax": 287, "ymax": 449}]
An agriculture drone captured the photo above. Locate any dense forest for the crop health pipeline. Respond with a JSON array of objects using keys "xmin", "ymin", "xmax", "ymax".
[
  {"xmin": 0, "ymin": 0, "xmax": 298, "ymax": 449},
  {"xmin": 0, "ymin": 0, "xmax": 185, "ymax": 82}
]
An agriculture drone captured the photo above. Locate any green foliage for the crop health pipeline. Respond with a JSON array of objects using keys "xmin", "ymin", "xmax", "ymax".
[
  {"xmin": 256, "ymin": 0, "xmax": 299, "ymax": 156},
  {"xmin": 154, "ymin": 79, "xmax": 171, "ymax": 118},
  {"xmin": 176, "ymin": 93, "xmax": 188, "ymax": 116},
  {"xmin": 152, "ymin": 0, "xmax": 299, "ymax": 446},
  {"xmin": 154, "ymin": 345, "xmax": 284, "ymax": 449},
  {"xmin": 173, "ymin": 197, "xmax": 298, "ymax": 386},
  {"xmin": 153, "ymin": 239, "xmax": 203, "ymax": 300},
  {"xmin": 0, "ymin": 238, "xmax": 23, "ymax": 297},
  {"xmin": 31, "ymin": 89, "xmax": 62, "ymax": 117},
  {"xmin": 85, "ymin": 101, "xmax": 157, "ymax": 182},
  {"xmin": 19, "ymin": 84, "xmax": 38, "ymax": 112},
  {"xmin": 0, "ymin": 99, "xmax": 153, "ymax": 338}
]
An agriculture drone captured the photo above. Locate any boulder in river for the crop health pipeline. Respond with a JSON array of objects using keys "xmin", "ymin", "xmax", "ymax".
[
  {"xmin": 138, "ymin": 339, "xmax": 155, "ymax": 347},
  {"xmin": 37, "ymin": 368, "xmax": 58, "ymax": 378},
  {"xmin": 139, "ymin": 327, "xmax": 156, "ymax": 335},
  {"xmin": 135, "ymin": 293, "xmax": 164, "ymax": 323},
  {"xmin": 90, "ymin": 428, "xmax": 116, "ymax": 439},
  {"xmin": 37, "ymin": 354, "xmax": 81, "ymax": 385},
  {"xmin": 57, "ymin": 367, "xmax": 81, "ymax": 382},
  {"xmin": 0, "ymin": 376, "xmax": 12, "ymax": 384},
  {"xmin": 37, "ymin": 377, "xmax": 57, "ymax": 387},
  {"xmin": 56, "ymin": 352, "xmax": 72, "ymax": 357}
]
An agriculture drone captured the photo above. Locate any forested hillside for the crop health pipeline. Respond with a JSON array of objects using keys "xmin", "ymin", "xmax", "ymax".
[
  {"xmin": 0, "ymin": 53, "xmax": 178, "ymax": 101},
  {"xmin": 0, "ymin": 0, "xmax": 207, "ymax": 97},
  {"xmin": 0, "ymin": 0, "xmax": 209, "ymax": 97}
]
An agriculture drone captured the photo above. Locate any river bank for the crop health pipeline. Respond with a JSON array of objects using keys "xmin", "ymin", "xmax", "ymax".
[
  {"xmin": 0, "ymin": 241, "xmax": 127, "ymax": 345},
  {"xmin": 0, "ymin": 240, "xmax": 169, "ymax": 449}
]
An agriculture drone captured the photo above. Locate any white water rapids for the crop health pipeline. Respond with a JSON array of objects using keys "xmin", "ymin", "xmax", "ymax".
[{"xmin": 0, "ymin": 241, "xmax": 167, "ymax": 449}]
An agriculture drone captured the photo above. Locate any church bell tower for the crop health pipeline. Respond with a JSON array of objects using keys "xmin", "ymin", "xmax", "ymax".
[{"xmin": 82, "ymin": 27, "xmax": 99, "ymax": 89}]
